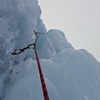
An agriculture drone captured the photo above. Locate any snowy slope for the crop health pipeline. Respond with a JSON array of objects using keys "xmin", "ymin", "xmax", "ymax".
[{"xmin": 0, "ymin": 0, "xmax": 100, "ymax": 100}]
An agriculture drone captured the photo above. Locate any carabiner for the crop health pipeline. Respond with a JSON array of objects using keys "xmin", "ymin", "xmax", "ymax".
[{"xmin": 12, "ymin": 49, "xmax": 21, "ymax": 55}]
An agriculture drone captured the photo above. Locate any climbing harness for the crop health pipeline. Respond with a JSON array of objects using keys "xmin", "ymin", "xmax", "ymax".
[{"xmin": 12, "ymin": 30, "xmax": 50, "ymax": 100}]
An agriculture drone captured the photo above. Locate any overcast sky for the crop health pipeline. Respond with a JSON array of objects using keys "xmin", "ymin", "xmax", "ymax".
[{"xmin": 39, "ymin": 0, "xmax": 100, "ymax": 62}]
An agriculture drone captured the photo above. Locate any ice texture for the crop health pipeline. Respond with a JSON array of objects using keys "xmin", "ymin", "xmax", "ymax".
[{"xmin": 0, "ymin": 0, "xmax": 100, "ymax": 100}]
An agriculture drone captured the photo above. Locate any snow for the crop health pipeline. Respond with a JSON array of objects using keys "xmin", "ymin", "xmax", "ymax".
[{"xmin": 0, "ymin": 0, "xmax": 100, "ymax": 100}]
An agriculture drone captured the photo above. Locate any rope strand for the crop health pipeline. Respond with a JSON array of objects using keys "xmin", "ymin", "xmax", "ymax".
[
  {"xmin": 34, "ymin": 43, "xmax": 49, "ymax": 100},
  {"xmin": 12, "ymin": 30, "xmax": 50, "ymax": 100}
]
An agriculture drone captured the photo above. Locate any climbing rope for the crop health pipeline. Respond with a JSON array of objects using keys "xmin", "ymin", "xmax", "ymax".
[
  {"xmin": 34, "ymin": 43, "xmax": 49, "ymax": 100},
  {"xmin": 12, "ymin": 30, "xmax": 50, "ymax": 100}
]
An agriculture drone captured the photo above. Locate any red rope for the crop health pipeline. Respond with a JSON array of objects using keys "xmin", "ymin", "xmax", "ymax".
[
  {"xmin": 12, "ymin": 31, "xmax": 50, "ymax": 100},
  {"xmin": 34, "ymin": 43, "xmax": 50, "ymax": 100}
]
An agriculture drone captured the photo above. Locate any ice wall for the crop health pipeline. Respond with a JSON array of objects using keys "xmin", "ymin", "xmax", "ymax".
[
  {"xmin": 0, "ymin": 0, "xmax": 100, "ymax": 100},
  {"xmin": 4, "ymin": 49, "xmax": 100, "ymax": 100},
  {"xmin": 0, "ymin": 0, "xmax": 73, "ymax": 99},
  {"xmin": 0, "ymin": 0, "xmax": 46, "ymax": 99}
]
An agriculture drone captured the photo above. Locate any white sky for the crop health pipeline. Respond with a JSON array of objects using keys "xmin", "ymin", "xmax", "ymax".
[{"xmin": 39, "ymin": 0, "xmax": 100, "ymax": 62}]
